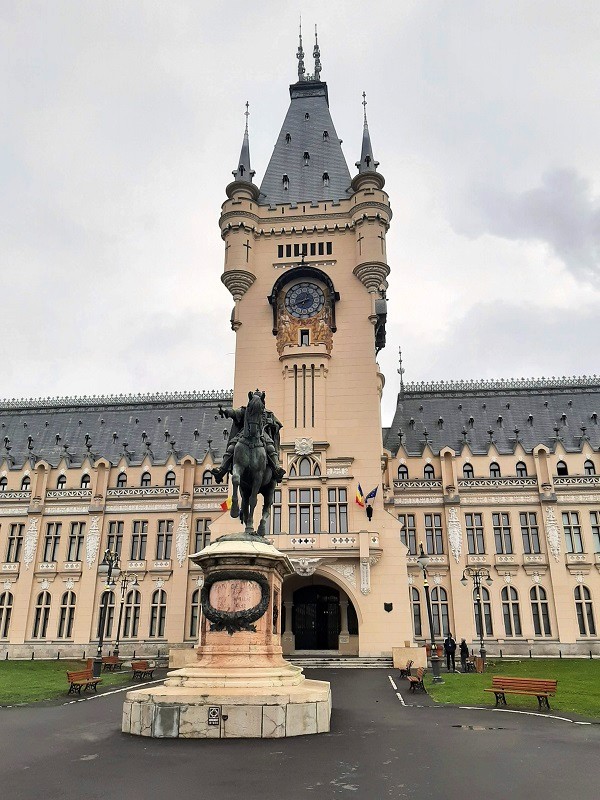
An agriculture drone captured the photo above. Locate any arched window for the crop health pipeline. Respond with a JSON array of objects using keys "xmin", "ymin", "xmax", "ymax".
[
  {"xmin": 80, "ymin": 474, "xmax": 90, "ymax": 489},
  {"xmin": 123, "ymin": 589, "xmax": 141, "ymax": 638},
  {"xmin": 21, "ymin": 476, "xmax": 30, "ymax": 491},
  {"xmin": 431, "ymin": 586, "xmax": 450, "ymax": 637},
  {"xmin": 150, "ymin": 589, "xmax": 167, "ymax": 638},
  {"xmin": 299, "ymin": 457, "xmax": 311, "ymax": 477},
  {"xmin": 556, "ymin": 460, "xmax": 568, "ymax": 476},
  {"xmin": 288, "ymin": 464, "xmax": 297, "ymax": 477},
  {"xmin": 411, "ymin": 587, "xmax": 422, "ymax": 637},
  {"xmin": 0, "ymin": 477, "xmax": 6, "ymax": 492},
  {"xmin": 516, "ymin": 461, "xmax": 528, "ymax": 477},
  {"xmin": 398, "ymin": 465, "xmax": 409, "ymax": 480},
  {"xmin": 314, "ymin": 463, "xmax": 321, "ymax": 477},
  {"xmin": 32, "ymin": 591, "xmax": 51, "ymax": 639},
  {"xmin": 189, "ymin": 589, "xmax": 201, "ymax": 639},
  {"xmin": 116, "ymin": 472, "xmax": 127, "ymax": 488},
  {"xmin": 463, "ymin": 464, "xmax": 474, "ymax": 479},
  {"xmin": 165, "ymin": 470, "xmax": 176, "ymax": 487},
  {"xmin": 473, "ymin": 586, "xmax": 493, "ymax": 637},
  {"xmin": 489, "ymin": 462, "xmax": 501, "ymax": 478},
  {"xmin": 530, "ymin": 586, "xmax": 551, "ymax": 636},
  {"xmin": 140, "ymin": 472, "xmax": 151, "ymax": 487},
  {"xmin": 424, "ymin": 464, "xmax": 435, "ymax": 480},
  {"xmin": 322, "ymin": 172, "xmax": 329, "ymax": 186},
  {"xmin": 57, "ymin": 591, "xmax": 76, "ymax": 639},
  {"xmin": 575, "ymin": 585, "xmax": 596, "ymax": 636},
  {"xmin": 57, "ymin": 475, "xmax": 66, "ymax": 490},
  {"xmin": 501, "ymin": 586, "xmax": 522, "ymax": 637},
  {"xmin": 97, "ymin": 590, "xmax": 115, "ymax": 639},
  {"xmin": 202, "ymin": 470, "xmax": 213, "ymax": 486},
  {"xmin": 0, "ymin": 591, "xmax": 13, "ymax": 638},
  {"xmin": 584, "ymin": 459, "xmax": 596, "ymax": 476}
]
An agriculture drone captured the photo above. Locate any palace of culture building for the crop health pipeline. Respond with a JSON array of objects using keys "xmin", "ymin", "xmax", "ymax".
[{"xmin": 0, "ymin": 38, "xmax": 598, "ymax": 660}]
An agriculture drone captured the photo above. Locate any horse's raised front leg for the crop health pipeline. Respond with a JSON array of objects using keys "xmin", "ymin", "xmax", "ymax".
[{"xmin": 230, "ymin": 464, "xmax": 241, "ymax": 519}]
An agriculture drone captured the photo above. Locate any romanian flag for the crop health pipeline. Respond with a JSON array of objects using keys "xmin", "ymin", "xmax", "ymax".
[
  {"xmin": 220, "ymin": 496, "xmax": 232, "ymax": 511},
  {"xmin": 355, "ymin": 484, "xmax": 365, "ymax": 507},
  {"xmin": 365, "ymin": 486, "xmax": 378, "ymax": 502}
]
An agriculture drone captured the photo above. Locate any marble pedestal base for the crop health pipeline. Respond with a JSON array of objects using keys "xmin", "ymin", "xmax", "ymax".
[
  {"xmin": 122, "ymin": 677, "xmax": 331, "ymax": 738},
  {"xmin": 122, "ymin": 536, "xmax": 331, "ymax": 738}
]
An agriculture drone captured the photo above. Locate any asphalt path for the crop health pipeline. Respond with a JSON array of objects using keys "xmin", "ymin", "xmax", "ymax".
[{"xmin": 1, "ymin": 669, "xmax": 598, "ymax": 799}]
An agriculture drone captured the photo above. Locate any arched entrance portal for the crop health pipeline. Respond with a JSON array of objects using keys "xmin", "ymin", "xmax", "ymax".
[{"xmin": 283, "ymin": 578, "xmax": 359, "ymax": 654}]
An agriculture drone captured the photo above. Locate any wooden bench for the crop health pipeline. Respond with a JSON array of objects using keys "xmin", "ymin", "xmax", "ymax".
[
  {"xmin": 102, "ymin": 656, "xmax": 124, "ymax": 672},
  {"xmin": 398, "ymin": 659, "xmax": 413, "ymax": 679},
  {"xmin": 484, "ymin": 676, "xmax": 558, "ymax": 710},
  {"xmin": 131, "ymin": 660, "xmax": 155, "ymax": 680},
  {"xmin": 406, "ymin": 667, "xmax": 426, "ymax": 693},
  {"xmin": 67, "ymin": 669, "xmax": 102, "ymax": 695}
]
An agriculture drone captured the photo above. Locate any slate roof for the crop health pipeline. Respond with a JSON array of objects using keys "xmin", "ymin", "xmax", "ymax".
[
  {"xmin": 258, "ymin": 81, "xmax": 352, "ymax": 206},
  {"xmin": 384, "ymin": 377, "xmax": 600, "ymax": 456},
  {"xmin": 0, "ymin": 391, "xmax": 233, "ymax": 469}
]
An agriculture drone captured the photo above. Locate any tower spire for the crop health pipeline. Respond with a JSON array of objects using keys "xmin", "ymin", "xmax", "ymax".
[
  {"xmin": 313, "ymin": 25, "xmax": 322, "ymax": 81},
  {"xmin": 398, "ymin": 347, "xmax": 405, "ymax": 397},
  {"xmin": 297, "ymin": 18, "xmax": 306, "ymax": 81},
  {"xmin": 356, "ymin": 91, "xmax": 380, "ymax": 174},
  {"xmin": 232, "ymin": 101, "xmax": 255, "ymax": 183}
]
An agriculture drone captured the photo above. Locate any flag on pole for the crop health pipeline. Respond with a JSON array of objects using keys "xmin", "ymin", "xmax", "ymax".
[
  {"xmin": 220, "ymin": 496, "xmax": 232, "ymax": 511},
  {"xmin": 355, "ymin": 484, "xmax": 365, "ymax": 507},
  {"xmin": 365, "ymin": 486, "xmax": 378, "ymax": 502}
]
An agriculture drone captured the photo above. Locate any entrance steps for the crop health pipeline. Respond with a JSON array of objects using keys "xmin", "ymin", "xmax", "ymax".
[{"xmin": 288, "ymin": 655, "xmax": 393, "ymax": 669}]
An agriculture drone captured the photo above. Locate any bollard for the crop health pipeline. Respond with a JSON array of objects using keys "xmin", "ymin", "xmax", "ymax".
[
  {"xmin": 5, "ymin": 651, "xmax": 8, "ymax": 660},
  {"xmin": 529, "ymin": 649, "xmax": 532, "ymax": 658},
  {"xmin": 590, "ymin": 650, "xmax": 593, "ymax": 659},
  {"xmin": 559, "ymin": 650, "xmax": 562, "ymax": 658},
  {"xmin": 31, "ymin": 651, "xmax": 34, "ymax": 660},
  {"xmin": 499, "ymin": 649, "xmax": 503, "ymax": 659},
  {"xmin": 56, "ymin": 651, "xmax": 60, "ymax": 660}
]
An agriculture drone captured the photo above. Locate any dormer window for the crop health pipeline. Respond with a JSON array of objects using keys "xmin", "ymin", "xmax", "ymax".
[
  {"xmin": 322, "ymin": 172, "xmax": 329, "ymax": 186},
  {"xmin": 21, "ymin": 476, "xmax": 30, "ymax": 491},
  {"xmin": 463, "ymin": 464, "xmax": 474, "ymax": 479},
  {"xmin": 584, "ymin": 459, "xmax": 596, "ymax": 476},
  {"xmin": 285, "ymin": 132, "xmax": 291, "ymax": 143},
  {"xmin": 323, "ymin": 130, "xmax": 329, "ymax": 140},
  {"xmin": 117, "ymin": 472, "xmax": 127, "ymax": 488},
  {"xmin": 303, "ymin": 152, "xmax": 310, "ymax": 166},
  {"xmin": 556, "ymin": 461, "xmax": 568, "ymax": 476},
  {"xmin": 282, "ymin": 174, "xmax": 289, "ymax": 191},
  {"xmin": 304, "ymin": 112, "xmax": 310, "ymax": 120},
  {"xmin": 81, "ymin": 474, "xmax": 90, "ymax": 489},
  {"xmin": 489, "ymin": 462, "xmax": 501, "ymax": 478},
  {"xmin": 516, "ymin": 462, "xmax": 527, "ymax": 477},
  {"xmin": 57, "ymin": 475, "xmax": 66, "ymax": 490},
  {"xmin": 398, "ymin": 465, "xmax": 408, "ymax": 480}
]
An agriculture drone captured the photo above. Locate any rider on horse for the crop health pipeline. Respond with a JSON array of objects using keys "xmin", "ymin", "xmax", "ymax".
[{"xmin": 211, "ymin": 391, "xmax": 286, "ymax": 484}]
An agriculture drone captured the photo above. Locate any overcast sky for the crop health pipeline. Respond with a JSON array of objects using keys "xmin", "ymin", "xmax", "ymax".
[{"xmin": 1, "ymin": 1, "xmax": 599, "ymax": 423}]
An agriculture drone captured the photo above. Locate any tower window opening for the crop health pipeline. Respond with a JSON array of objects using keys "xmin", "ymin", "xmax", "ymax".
[
  {"xmin": 302, "ymin": 243, "xmax": 307, "ymax": 255},
  {"xmin": 285, "ymin": 132, "xmax": 291, "ymax": 143},
  {"xmin": 323, "ymin": 130, "xmax": 329, "ymax": 140},
  {"xmin": 318, "ymin": 242, "xmax": 324, "ymax": 255},
  {"xmin": 326, "ymin": 241, "xmax": 332, "ymax": 255},
  {"xmin": 303, "ymin": 152, "xmax": 310, "ymax": 165},
  {"xmin": 310, "ymin": 243, "xmax": 316, "ymax": 255},
  {"xmin": 277, "ymin": 245, "xmax": 284, "ymax": 258},
  {"xmin": 300, "ymin": 330, "xmax": 309, "ymax": 346},
  {"xmin": 286, "ymin": 244, "xmax": 292, "ymax": 258},
  {"xmin": 282, "ymin": 174, "xmax": 289, "ymax": 190},
  {"xmin": 294, "ymin": 244, "xmax": 300, "ymax": 257},
  {"xmin": 322, "ymin": 172, "xmax": 329, "ymax": 186},
  {"xmin": 305, "ymin": 112, "xmax": 310, "ymax": 120}
]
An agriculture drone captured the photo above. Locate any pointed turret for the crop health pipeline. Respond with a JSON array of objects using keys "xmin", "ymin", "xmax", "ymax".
[
  {"xmin": 226, "ymin": 102, "xmax": 259, "ymax": 201},
  {"xmin": 352, "ymin": 92, "xmax": 385, "ymax": 192}
]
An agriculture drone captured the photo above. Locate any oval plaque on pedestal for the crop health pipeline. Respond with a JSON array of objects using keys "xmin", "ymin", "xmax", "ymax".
[{"xmin": 201, "ymin": 570, "xmax": 270, "ymax": 635}]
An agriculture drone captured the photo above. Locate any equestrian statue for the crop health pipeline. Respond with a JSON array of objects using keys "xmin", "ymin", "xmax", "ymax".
[{"xmin": 211, "ymin": 390, "xmax": 285, "ymax": 538}]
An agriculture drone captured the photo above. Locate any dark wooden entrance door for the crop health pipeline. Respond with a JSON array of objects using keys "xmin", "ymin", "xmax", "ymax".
[{"xmin": 293, "ymin": 586, "xmax": 340, "ymax": 650}]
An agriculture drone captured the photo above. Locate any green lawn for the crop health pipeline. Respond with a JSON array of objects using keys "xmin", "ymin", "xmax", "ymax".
[
  {"xmin": 424, "ymin": 658, "xmax": 600, "ymax": 719},
  {"xmin": 0, "ymin": 660, "xmax": 131, "ymax": 705}
]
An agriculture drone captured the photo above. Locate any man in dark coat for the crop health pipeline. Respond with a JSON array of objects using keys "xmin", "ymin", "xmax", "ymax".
[{"xmin": 443, "ymin": 632, "xmax": 457, "ymax": 672}]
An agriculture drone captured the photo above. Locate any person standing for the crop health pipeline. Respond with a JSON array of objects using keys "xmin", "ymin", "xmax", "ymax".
[
  {"xmin": 443, "ymin": 632, "xmax": 457, "ymax": 672},
  {"xmin": 459, "ymin": 638, "xmax": 469, "ymax": 672}
]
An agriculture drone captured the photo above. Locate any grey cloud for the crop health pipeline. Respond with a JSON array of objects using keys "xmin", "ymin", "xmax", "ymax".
[{"xmin": 453, "ymin": 169, "xmax": 600, "ymax": 285}]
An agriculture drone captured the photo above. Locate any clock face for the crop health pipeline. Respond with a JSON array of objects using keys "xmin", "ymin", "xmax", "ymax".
[{"xmin": 285, "ymin": 282, "xmax": 325, "ymax": 318}]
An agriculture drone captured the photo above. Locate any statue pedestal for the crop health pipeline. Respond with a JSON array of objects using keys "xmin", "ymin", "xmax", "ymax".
[{"xmin": 122, "ymin": 537, "xmax": 331, "ymax": 738}]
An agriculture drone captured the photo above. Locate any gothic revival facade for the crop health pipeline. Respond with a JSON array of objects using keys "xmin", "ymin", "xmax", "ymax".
[{"xmin": 0, "ymin": 44, "xmax": 598, "ymax": 659}]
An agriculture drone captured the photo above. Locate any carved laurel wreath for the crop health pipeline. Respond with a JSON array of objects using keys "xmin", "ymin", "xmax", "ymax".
[{"xmin": 200, "ymin": 570, "xmax": 270, "ymax": 635}]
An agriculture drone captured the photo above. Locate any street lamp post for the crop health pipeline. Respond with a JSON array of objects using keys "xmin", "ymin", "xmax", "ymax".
[
  {"xmin": 93, "ymin": 549, "xmax": 121, "ymax": 678},
  {"xmin": 113, "ymin": 571, "xmax": 137, "ymax": 659},
  {"xmin": 416, "ymin": 543, "xmax": 443, "ymax": 684},
  {"xmin": 461, "ymin": 566, "xmax": 493, "ymax": 670}
]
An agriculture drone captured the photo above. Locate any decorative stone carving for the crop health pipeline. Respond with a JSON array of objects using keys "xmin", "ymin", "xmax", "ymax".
[
  {"xmin": 40, "ymin": 578, "xmax": 50, "ymax": 590},
  {"xmin": 531, "ymin": 572, "xmax": 541, "ymax": 583},
  {"xmin": 86, "ymin": 516, "xmax": 101, "ymax": 568},
  {"xmin": 574, "ymin": 572, "xmax": 585, "ymax": 583},
  {"xmin": 290, "ymin": 557, "xmax": 325, "ymax": 577},
  {"xmin": 327, "ymin": 467, "xmax": 349, "ymax": 476},
  {"xmin": 195, "ymin": 574, "xmax": 205, "ymax": 588},
  {"xmin": 369, "ymin": 554, "xmax": 381, "ymax": 566},
  {"xmin": 2, "ymin": 579, "xmax": 13, "ymax": 592},
  {"xmin": 23, "ymin": 518, "xmax": 39, "ymax": 569},
  {"xmin": 360, "ymin": 558, "xmax": 371, "ymax": 595},
  {"xmin": 503, "ymin": 573, "xmax": 512, "ymax": 584},
  {"xmin": 544, "ymin": 506, "xmax": 561, "ymax": 562},
  {"xmin": 155, "ymin": 577, "xmax": 166, "ymax": 589},
  {"xmin": 64, "ymin": 577, "xmax": 75, "ymax": 590},
  {"xmin": 276, "ymin": 302, "xmax": 333, "ymax": 356},
  {"xmin": 447, "ymin": 507, "xmax": 462, "ymax": 564},
  {"xmin": 294, "ymin": 437, "xmax": 314, "ymax": 455},
  {"xmin": 176, "ymin": 513, "xmax": 190, "ymax": 567},
  {"xmin": 433, "ymin": 574, "xmax": 442, "ymax": 585},
  {"xmin": 461, "ymin": 495, "xmax": 539, "ymax": 505},
  {"xmin": 221, "ymin": 269, "xmax": 256, "ymax": 302},
  {"xmin": 329, "ymin": 562, "xmax": 356, "ymax": 587},
  {"xmin": 407, "ymin": 573, "xmax": 414, "ymax": 585}
]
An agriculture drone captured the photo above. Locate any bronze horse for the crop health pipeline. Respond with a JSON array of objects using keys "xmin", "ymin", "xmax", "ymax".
[{"xmin": 230, "ymin": 391, "xmax": 276, "ymax": 537}]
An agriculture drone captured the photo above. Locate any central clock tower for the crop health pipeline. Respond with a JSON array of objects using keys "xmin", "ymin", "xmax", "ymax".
[{"xmin": 211, "ymin": 44, "xmax": 412, "ymax": 656}]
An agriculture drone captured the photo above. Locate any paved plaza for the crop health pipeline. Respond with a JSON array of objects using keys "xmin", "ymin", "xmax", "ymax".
[{"xmin": 1, "ymin": 669, "xmax": 598, "ymax": 799}]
